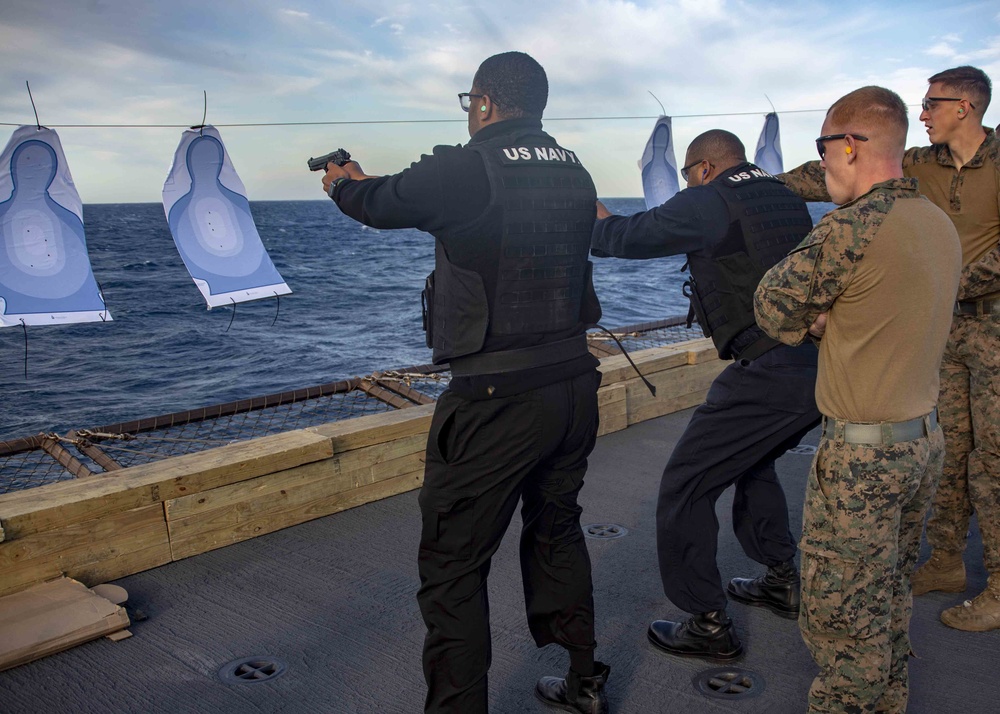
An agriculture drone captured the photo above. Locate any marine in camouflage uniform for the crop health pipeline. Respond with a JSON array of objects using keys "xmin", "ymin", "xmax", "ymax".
[
  {"xmin": 756, "ymin": 86, "xmax": 962, "ymax": 712},
  {"xmin": 781, "ymin": 94, "xmax": 1000, "ymax": 632}
]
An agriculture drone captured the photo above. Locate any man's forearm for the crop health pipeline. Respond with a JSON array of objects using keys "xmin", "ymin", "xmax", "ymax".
[
  {"xmin": 958, "ymin": 242, "xmax": 1000, "ymax": 300},
  {"xmin": 778, "ymin": 161, "xmax": 831, "ymax": 203}
]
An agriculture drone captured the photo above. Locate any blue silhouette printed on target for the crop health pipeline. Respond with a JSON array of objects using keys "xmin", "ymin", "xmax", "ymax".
[
  {"xmin": 754, "ymin": 112, "xmax": 784, "ymax": 175},
  {"xmin": 640, "ymin": 116, "xmax": 680, "ymax": 209},
  {"xmin": 0, "ymin": 125, "xmax": 110, "ymax": 327},
  {"xmin": 162, "ymin": 126, "xmax": 291, "ymax": 308}
]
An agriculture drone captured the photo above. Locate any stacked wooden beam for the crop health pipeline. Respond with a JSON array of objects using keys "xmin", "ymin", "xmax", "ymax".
[{"xmin": 0, "ymin": 339, "xmax": 723, "ymax": 599}]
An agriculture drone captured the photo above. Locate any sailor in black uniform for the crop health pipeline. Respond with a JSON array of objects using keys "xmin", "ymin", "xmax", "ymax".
[
  {"xmin": 322, "ymin": 52, "xmax": 609, "ymax": 714},
  {"xmin": 591, "ymin": 130, "xmax": 821, "ymax": 660}
]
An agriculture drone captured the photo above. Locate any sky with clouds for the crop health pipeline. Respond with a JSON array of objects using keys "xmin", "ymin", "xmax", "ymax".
[{"xmin": 1, "ymin": 0, "xmax": 999, "ymax": 204}]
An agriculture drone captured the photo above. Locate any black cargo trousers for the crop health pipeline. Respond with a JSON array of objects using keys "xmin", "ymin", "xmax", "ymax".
[
  {"xmin": 656, "ymin": 342, "xmax": 821, "ymax": 614},
  {"xmin": 417, "ymin": 369, "xmax": 601, "ymax": 714}
]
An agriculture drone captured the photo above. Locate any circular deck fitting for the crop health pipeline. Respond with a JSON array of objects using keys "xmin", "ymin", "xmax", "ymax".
[
  {"xmin": 692, "ymin": 667, "xmax": 765, "ymax": 700},
  {"xmin": 219, "ymin": 656, "xmax": 288, "ymax": 684},
  {"xmin": 787, "ymin": 444, "xmax": 818, "ymax": 455},
  {"xmin": 583, "ymin": 523, "xmax": 628, "ymax": 540}
]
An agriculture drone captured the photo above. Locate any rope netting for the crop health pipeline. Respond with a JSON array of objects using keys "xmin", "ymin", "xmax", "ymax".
[{"xmin": 0, "ymin": 318, "xmax": 704, "ymax": 495}]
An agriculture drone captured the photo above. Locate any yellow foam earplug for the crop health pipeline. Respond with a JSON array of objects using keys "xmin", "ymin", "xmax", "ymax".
[{"xmin": 845, "ymin": 146, "xmax": 852, "ymax": 154}]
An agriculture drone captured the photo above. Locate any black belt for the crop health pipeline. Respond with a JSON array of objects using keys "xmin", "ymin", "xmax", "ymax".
[
  {"xmin": 955, "ymin": 298, "xmax": 1000, "ymax": 316},
  {"xmin": 728, "ymin": 325, "xmax": 780, "ymax": 362},
  {"xmin": 448, "ymin": 335, "xmax": 589, "ymax": 377}
]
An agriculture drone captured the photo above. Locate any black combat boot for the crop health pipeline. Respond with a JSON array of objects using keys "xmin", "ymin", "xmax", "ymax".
[
  {"xmin": 727, "ymin": 560, "xmax": 800, "ymax": 619},
  {"xmin": 647, "ymin": 610, "xmax": 743, "ymax": 660},
  {"xmin": 535, "ymin": 661, "xmax": 611, "ymax": 714}
]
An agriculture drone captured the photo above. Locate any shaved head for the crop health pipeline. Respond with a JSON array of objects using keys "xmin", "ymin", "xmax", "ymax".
[
  {"xmin": 826, "ymin": 86, "xmax": 908, "ymax": 155},
  {"xmin": 686, "ymin": 129, "xmax": 747, "ymax": 167}
]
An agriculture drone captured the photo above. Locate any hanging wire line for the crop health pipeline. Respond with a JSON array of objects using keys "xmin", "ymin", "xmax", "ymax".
[
  {"xmin": 25, "ymin": 81, "xmax": 41, "ymax": 129},
  {"xmin": 193, "ymin": 89, "xmax": 208, "ymax": 135},
  {"xmin": 0, "ymin": 106, "xmax": 876, "ymax": 129},
  {"xmin": 648, "ymin": 91, "xmax": 666, "ymax": 116}
]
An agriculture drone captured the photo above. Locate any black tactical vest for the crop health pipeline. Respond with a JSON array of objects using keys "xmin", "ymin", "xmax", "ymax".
[
  {"xmin": 685, "ymin": 163, "xmax": 813, "ymax": 359},
  {"xmin": 423, "ymin": 126, "xmax": 600, "ymax": 366}
]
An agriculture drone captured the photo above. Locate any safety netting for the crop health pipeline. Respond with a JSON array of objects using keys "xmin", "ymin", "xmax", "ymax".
[{"xmin": 0, "ymin": 317, "xmax": 703, "ymax": 494}]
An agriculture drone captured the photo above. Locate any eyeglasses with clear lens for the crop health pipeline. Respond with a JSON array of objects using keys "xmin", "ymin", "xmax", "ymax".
[
  {"xmin": 680, "ymin": 159, "xmax": 704, "ymax": 182},
  {"xmin": 458, "ymin": 93, "xmax": 484, "ymax": 112},
  {"xmin": 921, "ymin": 96, "xmax": 975, "ymax": 112},
  {"xmin": 815, "ymin": 133, "xmax": 869, "ymax": 160}
]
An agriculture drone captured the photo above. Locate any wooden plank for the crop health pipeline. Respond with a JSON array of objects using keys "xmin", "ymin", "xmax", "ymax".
[
  {"xmin": 0, "ymin": 429, "xmax": 333, "ymax": 540},
  {"xmin": 165, "ymin": 447, "xmax": 425, "ymax": 523},
  {"xmin": 168, "ymin": 467, "xmax": 425, "ymax": 561},
  {"xmin": 596, "ymin": 383, "xmax": 627, "ymax": 437},
  {"xmin": 597, "ymin": 400, "xmax": 628, "ymax": 437},
  {"xmin": 597, "ymin": 382, "xmax": 626, "ymax": 408},
  {"xmin": 598, "ymin": 346, "xmax": 689, "ymax": 386},
  {"xmin": 629, "ymin": 389, "xmax": 709, "ymax": 425},
  {"xmin": 0, "ymin": 577, "xmax": 131, "ymax": 672},
  {"xmin": 686, "ymin": 341, "xmax": 721, "ymax": 365},
  {"xmin": 310, "ymin": 403, "xmax": 435, "ymax": 453},
  {"xmin": 0, "ymin": 505, "xmax": 170, "ymax": 598},
  {"xmin": 626, "ymin": 359, "xmax": 724, "ymax": 425}
]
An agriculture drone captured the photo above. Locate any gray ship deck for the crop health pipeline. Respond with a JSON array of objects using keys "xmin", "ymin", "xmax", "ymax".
[{"xmin": 1, "ymin": 408, "xmax": 996, "ymax": 713}]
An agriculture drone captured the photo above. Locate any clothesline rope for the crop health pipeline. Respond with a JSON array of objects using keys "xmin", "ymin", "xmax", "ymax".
[{"xmin": 0, "ymin": 105, "xmax": 923, "ymax": 129}]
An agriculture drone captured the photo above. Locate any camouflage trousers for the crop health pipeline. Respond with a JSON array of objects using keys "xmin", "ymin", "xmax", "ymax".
[
  {"xmin": 799, "ymin": 421, "xmax": 944, "ymax": 713},
  {"xmin": 927, "ymin": 315, "xmax": 1000, "ymax": 572}
]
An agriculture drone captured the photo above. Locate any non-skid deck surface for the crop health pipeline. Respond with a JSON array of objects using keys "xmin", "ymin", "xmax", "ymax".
[{"xmin": 1, "ymin": 409, "xmax": 996, "ymax": 713}]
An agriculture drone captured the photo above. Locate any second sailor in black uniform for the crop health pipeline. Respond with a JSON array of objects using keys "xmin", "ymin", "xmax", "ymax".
[{"xmin": 591, "ymin": 129, "xmax": 821, "ymax": 659}]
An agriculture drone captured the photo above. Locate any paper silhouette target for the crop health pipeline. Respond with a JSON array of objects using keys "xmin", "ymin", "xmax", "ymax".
[
  {"xmin": 0, "ymin": 125, "xmax": 110, "ymax": 327},
  {"xmin": 162, "ymin": 126, "xmax": 291, "ymax": 309}
]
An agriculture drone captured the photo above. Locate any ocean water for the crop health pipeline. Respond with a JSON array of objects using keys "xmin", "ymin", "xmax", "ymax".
[{"xmin": 0, "ymin": 198, "xmax": 833, "ymax": 441}]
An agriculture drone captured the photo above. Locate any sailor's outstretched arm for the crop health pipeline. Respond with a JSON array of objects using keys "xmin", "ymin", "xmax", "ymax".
[{"xmin": 590, "ymin": 188, "xmax": 728, "ymax": 260}]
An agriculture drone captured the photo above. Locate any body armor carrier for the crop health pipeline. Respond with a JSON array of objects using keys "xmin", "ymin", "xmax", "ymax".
[
  {"xmin": 684, "ymin": 163, "xmax": 813, "ymax": 359},
  {"xmin": 423, "ymin": 127, "xmax": 600, "ymax": 367}
]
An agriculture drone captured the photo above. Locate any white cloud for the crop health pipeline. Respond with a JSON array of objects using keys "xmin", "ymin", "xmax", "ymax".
[
  {"xmin": 2, "ymin": 0, "xmax": 999, "ymax": 202},
  {"xmin": 926, "ymin": 42, "xmax": 957, "ymax": 58}
]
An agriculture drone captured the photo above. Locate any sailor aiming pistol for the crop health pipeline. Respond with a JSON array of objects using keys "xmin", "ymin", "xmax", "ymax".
[{"xmin": 307, "ymin": 148, "xmax": 351, "ymax": 171}]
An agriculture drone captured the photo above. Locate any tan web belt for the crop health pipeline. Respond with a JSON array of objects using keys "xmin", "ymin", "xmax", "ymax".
[
  {"xmin": 955, "ymin": 297, "xmax": 1000, "ymax": 316},
  {"xmin": 822, "ymin": 409, "xmax": 938, "ymax": 446}
]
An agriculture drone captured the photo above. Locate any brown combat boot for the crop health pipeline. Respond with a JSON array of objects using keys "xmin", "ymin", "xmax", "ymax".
[
  {"xmin": 940, "ymin": 575, "xmax": 1000, "ymax": 632},
  {"xmin": 911, "ymin": 550, "xmax": 966, "ymax": 595}
]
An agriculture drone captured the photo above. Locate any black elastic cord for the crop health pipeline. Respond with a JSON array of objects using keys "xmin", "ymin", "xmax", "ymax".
[
  {"xmin": 225, "ymin": 298, "xmax": 236, "ymax": 332},
  {"xmin": 97, "ymin": 280, "xmax": 109, "ymax": 321},
  {"xmin": 593, "ymin": 323, "xmax": 656, "ymax": 396},
  {"xmin": 271, "ymin": 293, "xmax": 280, "ymax": 326},
  {"xmin": 19, "ymin": 319, "xmax": 28, "ymax": 379},
  {"xmin": 26, "ymin": 81, "xmax": 41, "ymax": 129}
]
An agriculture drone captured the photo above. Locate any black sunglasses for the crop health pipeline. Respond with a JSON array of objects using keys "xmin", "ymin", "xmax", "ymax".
[
  {"xmin": 815, "ymin": 133, "xmax": 869, "ymax": 160},
  {"xmin": 921, "ymin": 96, "xmax": 976, "ymax": 112}
]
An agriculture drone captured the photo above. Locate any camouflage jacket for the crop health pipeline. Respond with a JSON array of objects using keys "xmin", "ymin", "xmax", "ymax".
[{"xmin": 779, "ymin": 128, "xmax": 1000, "ymax": 301}]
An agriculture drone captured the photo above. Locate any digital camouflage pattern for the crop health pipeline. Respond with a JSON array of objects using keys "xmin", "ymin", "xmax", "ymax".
[
  {"xmin": 929, "ymin": 313, "xmax": 1000, "ymax": 574},
  {"xmin": 799, "ymin": 427, "xmax": 944, "ymax": 713},
  {"xmin": 779, "ymin": 131, "xmax": 1000, "ymax": 599}
]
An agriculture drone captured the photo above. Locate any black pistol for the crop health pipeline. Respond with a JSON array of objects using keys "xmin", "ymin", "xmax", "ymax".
[{"xmin": 308, "ymin": 148, "xmax": 352, "ymax": 172}]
